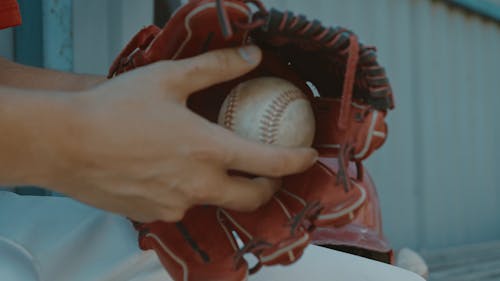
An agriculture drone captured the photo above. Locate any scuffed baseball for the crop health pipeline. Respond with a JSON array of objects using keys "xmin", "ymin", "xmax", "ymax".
[{"xmin": 218, "ymin": 77, "xmax": 315, "ymax": 147}]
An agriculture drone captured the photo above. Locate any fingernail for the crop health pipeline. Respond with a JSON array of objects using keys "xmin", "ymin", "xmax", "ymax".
[{"xmin": 238, "ymin": 45, "xmax": 261, "ymax": 65}]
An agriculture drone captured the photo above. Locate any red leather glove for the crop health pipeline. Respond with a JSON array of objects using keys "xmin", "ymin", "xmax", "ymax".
[{"xmin": 109, "ymin": 0, "xmax": 394, "ymax": 280}]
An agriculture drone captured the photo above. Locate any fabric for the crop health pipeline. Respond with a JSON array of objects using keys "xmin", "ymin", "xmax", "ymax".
[
  {"xmin": 0, "ymin": 191, "xmax": 169, "ymax": 281},
  {"xmin": 0, "ymin": 0, "xmax": 21, "ymax": 29},
  {"xmin": 0, "ymin": 191, "xmax": 424, "ymax": 281}
]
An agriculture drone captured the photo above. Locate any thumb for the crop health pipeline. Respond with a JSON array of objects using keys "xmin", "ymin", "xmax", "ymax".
[{"xmin": 164, "ymin": 45, "xmax": 261, "ymax": 100}]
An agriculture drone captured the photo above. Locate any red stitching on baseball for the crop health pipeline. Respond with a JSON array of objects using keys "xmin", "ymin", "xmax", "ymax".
[
  {"xmin": 259, "ymin": 89, "xmax": 305, "ymax": 144},
  {"xmin": 223, "ymin": 89, "xmax": 240, "ymax": 130}
]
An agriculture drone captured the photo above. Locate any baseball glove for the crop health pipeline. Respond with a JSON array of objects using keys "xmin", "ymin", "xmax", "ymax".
[{"xmin": 108, "ymin": 0, "xmax": 394, "ymax": 280}]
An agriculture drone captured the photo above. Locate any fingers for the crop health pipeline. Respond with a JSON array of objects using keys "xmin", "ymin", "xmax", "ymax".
[
  {"xmin": 211, "ymin": 126, "xmax": 318, "ymax": 177},
  {"xmin": 231, "ymin": 143, "xmax": 317, "ymax": 177},
  {"xmin": 163, "ymin": 45, "xmax": 262, "ymax": 99},
  {"xmin": 206, "ymin": 176, "xmax": 282, "ymax": 212}
]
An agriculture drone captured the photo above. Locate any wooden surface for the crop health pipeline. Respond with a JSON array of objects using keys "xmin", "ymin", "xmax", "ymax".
[{"xmin": 423, "ymin": 240, "xmax": 500, "ymax": 281}]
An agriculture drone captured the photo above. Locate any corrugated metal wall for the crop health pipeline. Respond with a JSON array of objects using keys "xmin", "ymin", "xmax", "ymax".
[
  {"xmin": 411, "ymin": 0, "xmax": 500, "ymax": 250},
  {"xmin": 4, "ymin": 0, "xmax": 498, "ymax": 251},
  {"xmin": 72, "ymin": 0, "xmax": 154, "ymax": 75}
]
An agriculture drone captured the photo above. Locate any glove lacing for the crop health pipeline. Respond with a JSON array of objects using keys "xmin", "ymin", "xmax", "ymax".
[
  {"xmin": 215, "ymin": 1, "xmax": 381, "ymax": 190},
  {"xmin": 216, "ymin": 0, "xmax": 268, "ymax": 38}
]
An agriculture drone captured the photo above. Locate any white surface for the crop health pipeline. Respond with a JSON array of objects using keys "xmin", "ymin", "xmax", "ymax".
[
  {"xmin": 252, "ymin": 245, "xmax": 424, "ymax": 281},
  {"xmin": 0, "ymin": 237, "xmax": 39, "ymax": 281},
  {"xmin": 0, "ymin": 191, "xmax": 423, "ymax": 281},
  {"xmin": 396, "ymin": 248, "xmax": 429, "ymax": 279},
  {"xmin": 0, "ymin": 191, "xmax": 168, "ymax": 281}
]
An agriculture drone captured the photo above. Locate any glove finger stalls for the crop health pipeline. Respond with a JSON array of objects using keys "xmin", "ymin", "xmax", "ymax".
[
  {"xmin": 280, "ymin": 160, "xmax": 366, "ymax": 227},
  {"xmin": 137, "ymin": 206, "xmax": 248, "ymax": 281},
  {"xmin": 313, "ymin": 98, "xmax": 388, "ymax": 161},
  {"xmin": 218, "ymin": 196, "xmax": 311, "ymax": 270}
]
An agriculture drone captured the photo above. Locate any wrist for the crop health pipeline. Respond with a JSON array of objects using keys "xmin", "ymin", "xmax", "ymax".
[
  {"xmin": 74, "ymin": 75, "xmax": 107, "ymax": 91},
  {"xmin": 0, "ymin": 88, "xmax": 85, "ymax": 189}
]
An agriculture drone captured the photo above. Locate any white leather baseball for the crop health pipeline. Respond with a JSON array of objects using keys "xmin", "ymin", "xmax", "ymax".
[{"xmin": 218, "ymin": 77, "xmax": 315, "ymax": 147}]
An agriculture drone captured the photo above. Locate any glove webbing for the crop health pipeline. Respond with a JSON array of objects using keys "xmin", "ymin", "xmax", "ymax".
[
  {"xmin": 256, "ymin": 8, "xmax": 394, "ymax": 111},
  {"xmin": 252, "ymin": 9, "xmax": 393, "ymax": 190}
]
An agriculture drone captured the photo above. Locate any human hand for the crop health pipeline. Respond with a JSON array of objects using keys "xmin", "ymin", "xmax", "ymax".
[{"xmin": 49, "ymin": 46, "xmax": 317, "ymax": 222}]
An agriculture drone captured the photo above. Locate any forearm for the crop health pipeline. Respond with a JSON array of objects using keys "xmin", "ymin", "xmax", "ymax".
[
  {"xmin": 0, "ymin": 86, "xmax": 79, "ymax": 187},
  {"xmin": 0, "ymin": 57, "xmax": 105, "ymax": 91}
]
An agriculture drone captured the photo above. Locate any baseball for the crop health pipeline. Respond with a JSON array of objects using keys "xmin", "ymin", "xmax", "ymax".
[{"xmin": 217, "ymin": 77, "xmax": 315, "ymax": 147}]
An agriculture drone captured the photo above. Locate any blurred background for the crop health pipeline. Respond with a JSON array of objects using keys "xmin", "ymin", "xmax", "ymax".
[{"xmin": 1, "ymin": 0, "xmax": 499, "ymax": 277}]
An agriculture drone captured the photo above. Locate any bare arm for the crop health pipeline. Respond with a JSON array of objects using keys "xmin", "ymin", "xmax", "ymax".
[
  {"xmin": 0, "ymin": 87, "xmax": 74, "ymax": 186},
  {"xmin": 0, "ymin": 47, "xmax": 317, "ymax": 222},
  {"xmin": 0, "ymin": 57, "xmax": 105, "ymax": 91}
]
